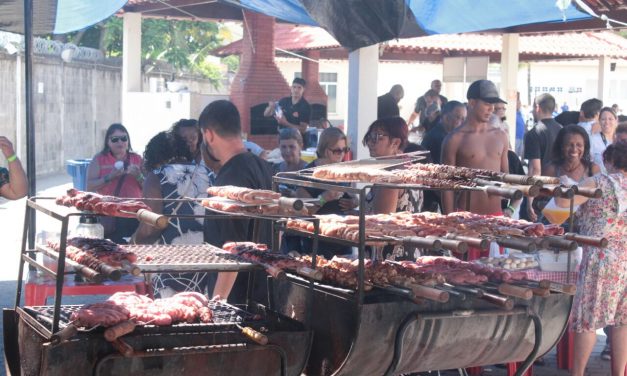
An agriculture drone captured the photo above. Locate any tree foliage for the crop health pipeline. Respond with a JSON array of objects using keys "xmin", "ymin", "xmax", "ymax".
[{"xmin": 57, "ymin": 16, "xmax": 238, "ymax": 86}]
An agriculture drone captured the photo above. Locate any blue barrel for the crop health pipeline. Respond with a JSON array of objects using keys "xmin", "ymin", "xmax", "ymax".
[{"xmin": 65, "ymin": 159, "xmax": 92, "ymax": 191}]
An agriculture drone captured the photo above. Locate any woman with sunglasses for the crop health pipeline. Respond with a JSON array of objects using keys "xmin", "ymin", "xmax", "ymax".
[
  {"xmin": 362, "ymin": 117, "xmax": 423, "ymax": 260},
  {"xmin": 86, "ymin": 123, "xmax": 143, "ymax": 243},
  {"xmin": 291, "ymin": 127, "xmax": 355, "ymax": 257}
]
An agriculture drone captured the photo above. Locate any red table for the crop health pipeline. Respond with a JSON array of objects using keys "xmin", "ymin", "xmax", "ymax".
[{"xmin": 24, "ymin": 271, "xmax": 147, "ymax": 306}]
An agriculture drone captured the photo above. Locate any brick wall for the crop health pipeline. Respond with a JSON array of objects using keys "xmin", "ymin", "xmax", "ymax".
[
  {"xmin": 229, "ymin": 11, "xmax": 289, "ymax": 149},
  {"xmin": 301, "ymin": 50, "xmax": 328, "ymax": 106}
]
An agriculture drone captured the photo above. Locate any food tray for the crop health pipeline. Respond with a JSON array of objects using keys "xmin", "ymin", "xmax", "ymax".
[{"xmin": 122, "ymin": 244, "xmax": 262, "ymax": 272}]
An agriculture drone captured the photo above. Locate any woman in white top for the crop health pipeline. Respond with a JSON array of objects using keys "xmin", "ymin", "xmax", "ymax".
[{"xmin": 590, "ymin": 107, "xmax": 618, "ymax": 173}]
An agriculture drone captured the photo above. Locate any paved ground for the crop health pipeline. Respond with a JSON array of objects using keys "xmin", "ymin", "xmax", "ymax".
[{"xmin": 0, "ymin": 173, "xmax": 614, "ymax": 375}]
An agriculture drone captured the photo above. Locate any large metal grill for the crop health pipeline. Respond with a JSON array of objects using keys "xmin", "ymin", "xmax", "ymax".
[{"xmin": 124, "ymin": 244, "xmax": 262, "ymax": 272}]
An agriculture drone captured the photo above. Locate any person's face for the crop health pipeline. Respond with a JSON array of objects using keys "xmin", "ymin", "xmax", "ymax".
[
  {"xmin": 280, "ymin": 139, "xmax": 301, "ymax": 165},
  {"xmin": 366, "ymin": 127, "xmax": 400, "ymax": 157},
  {"xmin": 443, "ymin": 107, "xmax": 467, "ymax": 129},
  {"xmin": 431, "ymin": 80, "xmax": 442, "ymax": 93},
  {"xmin": 563, "ymin": 133, "xmax": 585, "ymax": 163},
  {"xmin": 291, "ymin": 83, "xmax": 305, "ymax": 99},
  {"xmin": 107, "ymin": 130, "xmax": 129, "ymax": 155},
  {"xmin": 600, "ymin": 111, "xmax": 617, "ymax": 136},
  {"xmin": 494, "ymin": 103, "xmax": 507, "ymax": 119},
  {"xmin": 179, "ymin": 126, "xmax": 199, "ymax": 154},
  {"xmin": 615, "ymin": 132, "xmax": 627, "ymax": 144},
  {"xmin": 324, "ymin": 138, "xmax": 348, "ymax": 164},
  {"xmin": 470, "ymin": 99, "xmax": 495, "ymax": 123}
]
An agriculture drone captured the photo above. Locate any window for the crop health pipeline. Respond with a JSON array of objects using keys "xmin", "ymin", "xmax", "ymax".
[{"xmin": 294, "ymin": 72, "xmax": 338, "ymax": 113}]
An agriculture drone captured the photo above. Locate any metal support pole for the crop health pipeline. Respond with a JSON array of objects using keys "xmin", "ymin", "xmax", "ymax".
[{"xmin": 23, "ymin": 0, "xmax": 36, "ymax": 249}]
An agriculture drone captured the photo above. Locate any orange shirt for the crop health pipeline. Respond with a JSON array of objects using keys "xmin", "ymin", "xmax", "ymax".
[{"xmin": 93, "ymin": 152, "xmax": 143, "ymax": 198}]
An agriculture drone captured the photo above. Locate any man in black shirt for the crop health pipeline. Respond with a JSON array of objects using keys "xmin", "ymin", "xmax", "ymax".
[
  {"xmin": 377, "ymin": 84, "xmax": 404, "ymax": 119},
  {"xmin": 523, "ymin": 93, "xmax": 562, "ymax": 221},
  {"xmin": 200, "ymin": 100, "xmax": 273, "ymax": 301},
  {"xmin": 264, "ymin": 77, "xmax": 311, "ymax": 135}
]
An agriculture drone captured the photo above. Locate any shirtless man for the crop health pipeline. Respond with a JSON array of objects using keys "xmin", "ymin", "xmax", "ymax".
[{"xmin": 441, "ymin": 80, "xmax": 509, "ymax": 215}]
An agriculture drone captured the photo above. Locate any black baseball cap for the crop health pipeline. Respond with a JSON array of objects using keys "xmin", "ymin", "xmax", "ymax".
[
  {"xmin": 467, "ymin": 80, "xmax": 507, "ymax": 104},
  {"xmin": 292, "ymin": 77, "xmax": 306, "ymax": 87}
]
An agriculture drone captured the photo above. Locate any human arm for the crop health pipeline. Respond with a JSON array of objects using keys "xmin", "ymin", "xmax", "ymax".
[
  {"xmin": 263, "ymin": 101, "xmax": 276, "ymax": 117},
  {"xmin": 131, "ymin": 172, "xmax": 163, "ymax": 244},
  {"xmin": 86, "ymin": 156, "xmax": 124, "ymax": 192},
  {"xmin": 0, "ymin": 136, "xmax": 27, "ymax": 199},
  {"xmin": 407, "ymin": 111, "xmax": 419, "ymax": 129}
]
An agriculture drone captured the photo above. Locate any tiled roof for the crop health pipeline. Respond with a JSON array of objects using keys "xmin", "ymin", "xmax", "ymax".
[{"xmin": 213, "ymin": 24, "xmax": 627, "ymax": 60}]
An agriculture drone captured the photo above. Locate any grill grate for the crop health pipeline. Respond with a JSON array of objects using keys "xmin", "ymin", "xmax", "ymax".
[
  {"xmin": 122, "ymin": 244, "xmax": 261, "ymax": 273},
  {"xmin": 25, "ymin": 300, "xmax": 260, "ymax": 329}
]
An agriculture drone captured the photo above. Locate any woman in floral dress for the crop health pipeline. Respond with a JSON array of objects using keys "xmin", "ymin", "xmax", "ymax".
[
  {"xmin": 132, "ymin": 131, "xmax": 215, "ymax": 298},
  {"xmin": 557, "ymin": 142, "xmax": 627, "ymax": 376}
]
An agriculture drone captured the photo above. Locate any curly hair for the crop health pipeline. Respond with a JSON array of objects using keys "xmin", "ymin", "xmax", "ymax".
[
  {"xmin": 143, "ymin": 131, "xmax": 193, "ymax": 170},
  {"xmin": 604, "ymin": 141, "xmax": 627, "ymax": 171},
  {"xmin": 551, "ymin": 124, "xmax": 592, "ymax": 168},
  {"xmin": 171, "ymin": 118, "xmax": 202, "ymax": 154}
]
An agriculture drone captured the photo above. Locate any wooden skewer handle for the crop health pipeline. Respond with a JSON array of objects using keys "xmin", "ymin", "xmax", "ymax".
[
  {"xmin": 574, "ymin": 187, "xmax": 602, "ymax": 198},
  {"xmin": 564, "ymin": 233, "xmax": 608, "ymax": 248},
  {"xmin": 480, "ymin": 292, "xmax": 514, "ymax": 310},
  {"xmin": 51, "ymin": 324, "xmax": 79, "ymax": 344},
  {"xmin": 408, "ymin": 284, "xmax": 449, "ymax": 303},
  {"xmin": 447, "ymin": 235, "xmax": 489, "ymax": 250},
  {"xmin": 98, "ymin": 263, "xmax": 123, "ymax": 281},
  {"xmin": 530, "ymin": 176, "xmax": 561, "ymax": 185},
  {"xmin": 427, "ymin": 236, "xmax": 468, "ymax": 254},
  {"xmin": 515, "ymin": 184, "xmax": 540, "ymax": 197},
  {"xmin": 262, "ymin": 263, "xmax": 286, "ymax": 280},
  {"xmin": 402, "ymin": 236, "xmax": 442, "ymax": 250},
  {"xmin": 121, "ymin": 260, "xmax": 141, "ymax": 276},
  {"xmin": 485, "ymin": 186, "xmax": 523, "ymax": 200},
  {"xmin": 104, "ymin": 320, "xmax": 137, "ymax": 342},
  {"xmin": 497, "ymin": 283, "xmax": 533, "ymax": 300},
  {"xmin": 111, "ymin": 338, "xmax": 134, "ymax": 357},
  {"xmin": 547, "ymin": 236, "xmax": 579, "ymax": 251},
  {"xmin": 501, "ymin": 174, "xmax": 534, "ymax": 186},
  {"xmin": 136, "ymin": 209, "xmax": 169, "ymax": 230},
  {"xmin": 296, "ymin": 267, "xmax": 323, "ymax": 281},
  {"xmin": 538, "ymin": 280, "xmax": 576, "ymax": 295},
  {"xmin": 240, "ymin": 326, "xmax": 268, "ymax": 345},
  {"xmin": 530, "ymin": 287, "xmax": 551, "ymax": 298},
  {"xmin": 496, "ymin": 237, "xmax": 537, "ymax": 252}
]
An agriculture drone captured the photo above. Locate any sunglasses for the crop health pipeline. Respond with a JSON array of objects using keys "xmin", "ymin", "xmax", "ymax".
[
  {"xmin": 329, "ymin": 147, "xmax": 350, "ymax": 155},
  {"xmin": 366, "ymin": 133, "xmax": 389, "ymax": 144},
  {"xmin": 109, "ymin": 136, "xmax": 128, "ymax": 143}
]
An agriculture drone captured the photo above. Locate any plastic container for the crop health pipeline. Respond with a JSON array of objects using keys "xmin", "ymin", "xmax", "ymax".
[
  {"xmin": 537, "ymin": 248, "xmax": 582, "ymax": 272},
  {"xmin": 65, "ymin": 158, "xmax": 92, "ymax": 191},
  {"xmin": 70, "ymin": 215, "xmax": 104, "ymax": 239}
]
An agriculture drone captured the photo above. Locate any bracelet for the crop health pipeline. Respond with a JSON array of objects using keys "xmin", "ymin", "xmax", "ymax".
[
  {"xmin": 318, "ymin": 195, "xmax": 326, "ymax": 206},
  {"xmin": 7, "ymin": 154, "xmax": 17, "ymax": 162},
  {"xmin": 104, "ymin": 174, "xmax": 111, "ymax": 184},
  {"xmin": 506, "ymin": 205, "xmax": 516, "ymax": 213},
  {"xmin": 136, "ymin": 173, "xmax": 144, "ymax": 183}
]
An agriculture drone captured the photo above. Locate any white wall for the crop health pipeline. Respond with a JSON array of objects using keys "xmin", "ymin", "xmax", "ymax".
[{"xmin": 276, "ymin": 57, "xmax": 627, "ymax": 126}]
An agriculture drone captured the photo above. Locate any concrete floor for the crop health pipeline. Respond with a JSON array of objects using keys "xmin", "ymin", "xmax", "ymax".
[{"xmin": 0, "ymin": 173, "xmax": 614, "ymax": 375}]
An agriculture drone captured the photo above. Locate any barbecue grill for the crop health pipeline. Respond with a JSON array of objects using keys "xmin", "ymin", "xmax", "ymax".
[
  {"xmin": 6, "ymin": 300, "xmax": 310, "ymax": 376},
  {"xmin": 5, "ymin": 197, "xmax": 313, "ymax": 376}
]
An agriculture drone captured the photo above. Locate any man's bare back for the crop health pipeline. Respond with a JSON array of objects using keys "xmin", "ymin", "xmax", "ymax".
[{"xmin": 442, "ymin": 113, "xmax": 509, "ymax": 214}]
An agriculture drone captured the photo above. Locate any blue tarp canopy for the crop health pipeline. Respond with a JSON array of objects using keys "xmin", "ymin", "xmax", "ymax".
[
  {"xmin": 223, "ymin": 0, "xmax": 593, "ymax": 50},
  {"xmin": 0, "ymin": 0, "xmax": 128, "ymax": 35}
]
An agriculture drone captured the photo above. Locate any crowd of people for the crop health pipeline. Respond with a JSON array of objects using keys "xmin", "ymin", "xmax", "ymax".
[{"xmin": 5, "ymin": 71, "xmax": 624, "ymax": 374}]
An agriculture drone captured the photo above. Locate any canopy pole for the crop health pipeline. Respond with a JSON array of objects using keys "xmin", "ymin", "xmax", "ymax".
[
  {"xmin": 500, "ymin": 33, "xmax": 519, "ymax": 152},
  {"xmin": 597, "ymin": 55, "xmax": 611, "ymax": 102},
  {"xmin": 23, "ymin": 0, "xmax": 36, "ymax": 249},
  {"xmin": 347, "ymin": 45, "xmax": 379, "ymax": 160}
]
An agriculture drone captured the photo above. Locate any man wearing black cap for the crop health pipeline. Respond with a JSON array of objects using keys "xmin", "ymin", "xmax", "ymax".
[
  {"xmin": 441, "ymin": 79, "xmax": 509, "ymax": 216},
  {"xmin": 264, "ymin": 77, "xmax": 311, "ymax": 135}
]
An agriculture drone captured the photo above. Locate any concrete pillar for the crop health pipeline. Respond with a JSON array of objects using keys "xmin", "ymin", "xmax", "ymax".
[
  {"xmin": 500, "ymin": 33, "xmax": 519, "ymax": 151},
  {"xmin": 122, "ymin": 12, "xmax": 142, "ymax": 122},
  {"xmin": 347, "ymin": 45, "xmax": 378, "ymax": 160},
  {"xmin": 597, "ymin": 55, "xmax": 611, "ymax": 102}
]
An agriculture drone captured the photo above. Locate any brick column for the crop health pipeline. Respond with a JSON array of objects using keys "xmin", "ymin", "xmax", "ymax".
[
  {"xmin": 301, "ymin": 50, "xmax": 328, "ymax": 106},
  {"xmin": 229, "ymin": 11, "xmax": 289, "ymax": 149}
]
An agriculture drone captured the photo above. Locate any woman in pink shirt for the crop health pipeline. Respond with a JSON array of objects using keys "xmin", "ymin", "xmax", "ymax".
[{"xmin": 87, "ymin": 123, "xmax": 143, "ymax": 242}]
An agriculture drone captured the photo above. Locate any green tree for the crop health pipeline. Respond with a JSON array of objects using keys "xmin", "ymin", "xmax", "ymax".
[{"xmin": 59, "ymin": 16, "xmax": 234, "ymax": 86}]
